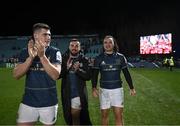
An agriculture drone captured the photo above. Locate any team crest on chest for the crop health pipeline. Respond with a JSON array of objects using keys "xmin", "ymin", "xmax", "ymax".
[{"xmin": 101, "ymin": 61, "xmax": 106, "ymax": 65}]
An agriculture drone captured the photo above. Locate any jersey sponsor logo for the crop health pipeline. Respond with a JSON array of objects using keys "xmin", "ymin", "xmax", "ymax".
[
  {"xmin": 103, "ymin": 68, "xmax": 118, "ymax": 71},
  {"xmin": 30, "ymin": 63, "xmax": 44, "ymax": 71},
  {"xmin": 102, "ymin": 64, "xmax": 120, "ymax": 71},
  {"xmin": 30, "ymin": 67, "xmax": 45, "ymax": 71}
]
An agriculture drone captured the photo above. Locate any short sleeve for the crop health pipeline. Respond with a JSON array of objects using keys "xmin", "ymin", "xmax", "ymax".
[
  {"xmin": 54, "ymin": 51, "xmax": 62, "ymax": 64},
  {"xmin": 18, "ymin": 49, "xmax": 28, "ymax": 63}
]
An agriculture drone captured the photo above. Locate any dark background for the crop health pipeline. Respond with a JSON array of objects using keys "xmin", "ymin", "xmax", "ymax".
[{"xmin": 0, "ymin": 0, "xmax": 179, "ymax": 56}]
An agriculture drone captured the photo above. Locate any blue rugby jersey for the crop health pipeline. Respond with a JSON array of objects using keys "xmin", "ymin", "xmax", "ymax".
[
  {"xmin": 93, "ymin": 52, "xmax": 127, "ymax": 89},
  {"xmin": 68, "ymin": 56, "xmax": 81, "ymax": 98},
  {"xmin": 68, "ymin": 72, "xmax": 79, "ymax": 98},
  {"xmin": 18, "ymin": 46, "xmax": 62, "ymax": 107}
]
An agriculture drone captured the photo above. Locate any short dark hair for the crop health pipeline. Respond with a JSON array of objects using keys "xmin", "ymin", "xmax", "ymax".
[
  {"xmin": 70, "ymin": 38, "xmax": 79, "ymax": 43},
  {"xmin": 103, "ymin": 35, "xmax": 119, "ymax": 52},
  {"xmin": 32, "ymin": 23, "xmax": 50, "ymax": 33}
]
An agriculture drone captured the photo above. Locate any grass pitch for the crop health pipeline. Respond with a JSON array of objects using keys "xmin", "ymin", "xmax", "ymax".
[{"xmin": 0, "ymin": 68, "xmax": 180, "ymax": 125}]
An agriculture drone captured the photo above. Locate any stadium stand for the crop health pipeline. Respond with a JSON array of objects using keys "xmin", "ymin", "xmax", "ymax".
[
  {"xmin": 1, "ymin": 35, "xmax": 178, "ymax": 69},
  {"xmin": 0, "ymin": 35, "xmax": 101, "ymax": 68}
]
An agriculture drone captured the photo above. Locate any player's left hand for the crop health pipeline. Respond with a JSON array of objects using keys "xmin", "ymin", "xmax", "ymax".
[
  {"xmin": 73, "ymin": 62, "xmax": 80, "ymax": 71},
  {"xmin": 130, "ymin": 89, "xmax": 136, "ymax": 96}
]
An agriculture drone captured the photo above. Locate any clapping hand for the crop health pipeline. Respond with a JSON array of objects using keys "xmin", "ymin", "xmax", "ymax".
[
  {"xmin": 34, "ymin": 37, "xmax": 45, "ymax": 58},
  {"xmin": 72, "ymin": 61, "xmax": 80, "ymax": 71},
  {"xmin": 28, "ymin": 39, "xmax": 37, "ymax": 59}
]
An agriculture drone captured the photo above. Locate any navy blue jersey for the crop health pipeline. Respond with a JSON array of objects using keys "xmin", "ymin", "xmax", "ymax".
[
  {"xmin": 68, "ymin": 72, "xmax": 79, "ymax": 98},
  {"xmin": 93, "ymin": 52, "xmax": 127, "ymax": 89},
  {"xmin": 68, "ymin": 56, "xmax": 84, "ymax": 98},
  {"xmin": 18, "ymin": 46, "xmax": 62, "ymax": 107}
]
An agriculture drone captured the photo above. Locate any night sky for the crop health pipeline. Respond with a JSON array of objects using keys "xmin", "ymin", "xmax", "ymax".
[{"xmin": 0, "ymin": 0, "xmax": 179, "ymax": 56}]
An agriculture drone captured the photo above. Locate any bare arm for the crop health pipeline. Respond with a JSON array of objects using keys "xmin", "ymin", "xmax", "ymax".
[
  {"xmin": 13, "ymin": 57, "xmax": 33, "ymax": 79},
  {"xmin": 40, "ymin": 55, "xmax": 61, "ymax": 80},
  {"xmin": 13, "ymin": 39, "xmax": 37, "ymax": 80},
  {"xmin": 35, "ymin": 38, "xmax": 61, "ymax": 80}
]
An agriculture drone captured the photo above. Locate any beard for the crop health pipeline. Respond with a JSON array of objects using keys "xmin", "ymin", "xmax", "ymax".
[{"xmin": 70, "ymin": 51, "xmax": 78, "ymax": 56}]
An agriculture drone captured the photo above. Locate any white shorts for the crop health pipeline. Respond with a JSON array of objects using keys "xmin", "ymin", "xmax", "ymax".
[
  {"xmin": 17, "ymin": 103, "xmax": 58, "ymax": 125},
  {"xmin": 71, "ymin": 97, "xmax": 81, "ymax": 109},
  {"xmin": 99, "ymin": 88, "xmax": 124, "ymax": 109}
]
